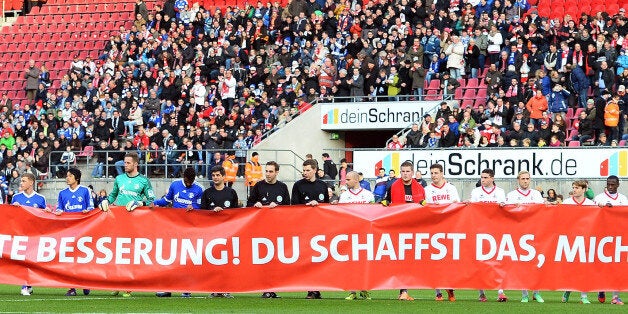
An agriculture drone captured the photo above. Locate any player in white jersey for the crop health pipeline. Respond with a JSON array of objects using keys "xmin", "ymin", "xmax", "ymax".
[
  {"xmin": 425, "ymin": 164, "xmax": 460, "ymax": 205},
  {"xmin": 339, "ymin": 171, "xmax": 375, "ymax": 204},
  {"xmin": 469, "ymin": 169, "xmax": 506, "ymax": 205},
  {"xmin": 340, "ymin": 171, "xmax": 374, "ymax": 301},
  {"xmin": 593, "ymin": 176, "xmax": 626, "ymax": 305},
  {"xmin": 505, "ymin": 171, "xmax": 545, "ymax": 303},
  {"xmin": 424, "ymin": 164, "xmax": 458, "ymax": 302},
  {"xmin": 468, "ymin": 169, "xmax": 507, "ymax": 302},
  {"xmin": 562, "ymin": 180, "xmax": 596, "ymax": 304}
]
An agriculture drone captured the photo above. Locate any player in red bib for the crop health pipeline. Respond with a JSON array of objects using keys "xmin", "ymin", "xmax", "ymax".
[{"xmin": 384, "ymin": 161, "xmax": 425, "ymax": 301}]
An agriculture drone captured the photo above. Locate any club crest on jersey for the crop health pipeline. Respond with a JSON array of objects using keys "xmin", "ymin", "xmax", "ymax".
[
  {"xmin": 277, "ymin": 196, "xmax": 283, "ymax": 202},
  {"xmin": 224, "ymin": 201, "xmax": 231, "ymax": 207},
  {"xmin": 318, "ymin": 194, "xmax": 324, "ymax": 201},
  {"xmin": 189, "ymin": 193, "xmax": 194, "ymax": 198},
  {"xmin": 134, "ymin": 184, "xmax": 140, "ymax": 190},
  {"xmin": 77, "ymin": 196, "xmax": 83, "ymax": 202}
]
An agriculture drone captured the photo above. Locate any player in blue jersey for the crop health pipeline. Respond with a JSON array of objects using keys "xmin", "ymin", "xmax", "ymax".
[
  {"xmin": 154, "ymin": 167, "xmax": 204, "ymax": 298},
  {"xmin": 53, "ymin": 168, "xmax": 93, "ymax": 296},
  {"xmin": 11, "ymin": 173, "xmax": 46, "ymax": 296},
  {"xmin": 154, "ymin": 167, "xmax": 204, "ymax": 211},
  {"xmin": 54, "ymin": 168, "xmax": 94, "ymax": 215}
]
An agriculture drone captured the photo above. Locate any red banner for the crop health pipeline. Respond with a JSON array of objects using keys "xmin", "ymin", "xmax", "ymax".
[{"xmin": 1, "ymin": 203, "xmax": 627, "ymax": 292}]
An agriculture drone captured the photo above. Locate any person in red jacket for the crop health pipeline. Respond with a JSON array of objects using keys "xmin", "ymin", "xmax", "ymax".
[
  {"xmin": 525, "ymin": 90, "xmax": 548, "ymax": 127},
  {"xmin": 384, "ymin": 160, "xmax": 426, "ymax": 301}
]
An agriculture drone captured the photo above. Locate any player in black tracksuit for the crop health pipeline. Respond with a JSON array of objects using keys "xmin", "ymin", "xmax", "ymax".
[
  {"xmin": 290, "ymin": 159, "xmax": 329, "ymax": 299},
  {"xmin": 247, "ymin": 161, "xmax": 291, "ymax": 298},
  {"xmin": 247, "ymin": 161, "xmax": 290, "ymax": 208},
  {"xmin": 201, "ymin": 165, "xmax": 239, "ymax": 211}
]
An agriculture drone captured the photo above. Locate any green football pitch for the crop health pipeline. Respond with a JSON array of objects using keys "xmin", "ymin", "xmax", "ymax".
[{"xmin": 0, "ymin": 285, "xmax": 625, "ymax": 313}]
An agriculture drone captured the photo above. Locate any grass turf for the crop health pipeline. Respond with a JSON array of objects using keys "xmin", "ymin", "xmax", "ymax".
[{"xmin": 0, "ymin": 285, "xmax": 625, "ymax": 313}]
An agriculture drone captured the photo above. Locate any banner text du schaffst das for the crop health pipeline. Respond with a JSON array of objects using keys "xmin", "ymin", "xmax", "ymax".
[{"xmin": 2, "ymin": 233, "xmax": 627, "ymax": 267}]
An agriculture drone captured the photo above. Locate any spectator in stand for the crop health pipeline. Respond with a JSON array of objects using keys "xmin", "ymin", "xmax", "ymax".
[
  {"xmin": 24, "ymin": 60, "xmax": 41, "ymax": 101},
  {"xmin": 387, "ymin": 135, "xmax": 404, "ymax": 150},
  {"xmin": 440, "ymin": 72, "xmax": 460, "ymax": 98},
  {"xmin": 525, "ymin": 90, "xmax": 548, "ymax": 127},
  {"xmin": 572, "ymin": 110, "xmax": 594, "ymax": 144},
  {"xmin": 439, "ymin": 124, "xmax": 458, "ymax": 148}
]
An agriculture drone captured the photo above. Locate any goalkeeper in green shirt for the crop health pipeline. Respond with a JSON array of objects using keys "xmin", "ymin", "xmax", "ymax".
[{"xmin": 99, "ymin": 151, "xmax": 155, "ymax": 297}]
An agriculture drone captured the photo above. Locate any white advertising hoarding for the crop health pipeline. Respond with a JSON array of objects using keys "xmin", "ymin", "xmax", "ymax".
[
  {"xmin": 320, "ymin": 101, "xmax": 445, "ymax": 130},
  {"xmin": 353, "ymin": 148, "xmax": 628, "ymax": 179}
]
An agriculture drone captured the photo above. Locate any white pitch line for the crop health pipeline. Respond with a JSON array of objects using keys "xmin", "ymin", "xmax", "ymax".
[{"xmin": 0, "ymin": 296, "xmax": 207, "ymax": 302}]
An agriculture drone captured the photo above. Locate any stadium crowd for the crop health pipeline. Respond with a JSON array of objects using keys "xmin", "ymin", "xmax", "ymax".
[{"xmin": 2, "ymin": 0, "xmax": 628, "ymax": 197}]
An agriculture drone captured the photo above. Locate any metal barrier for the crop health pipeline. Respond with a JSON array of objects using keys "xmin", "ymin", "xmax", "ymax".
[{"xmin": 46, "ymin": 148, "xmax": 307, "ymax": 183}]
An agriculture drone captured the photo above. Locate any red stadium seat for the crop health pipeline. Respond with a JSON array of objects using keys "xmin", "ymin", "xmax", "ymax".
[
  {"xmin": 457, "ymin": 78, "xmax": 466, "ymax": 89},
  {"xmin": 454, "ymin": 88, "xmax": 463, "ymax": 100},
  {"xmin": 462, "ymin": 89, "xmax": 476, "ymax": 100},
  {"xmin": 466, "ymin": 78, "xmax": 479, "ymax": 89},
  {"xmin": 461, "ymin": 99, "xmax": 475, "ymax": 108},
  {"xmin": 425, "ymin": 90, "xmax": 440, "ymax": 100},
  {"xmin": 565, "ymin": 107, "xmax": 574, "ymax": 120},
  {"xmin": 426, "ymin": 80, "xmax": 439, "ymax": 91},
  {"xmin": 568, "ymin": 141, "xmax": 580, "ymax": 147}
]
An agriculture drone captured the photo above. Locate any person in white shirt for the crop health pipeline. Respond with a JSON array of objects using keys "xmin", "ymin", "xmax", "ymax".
[
  {"xmin": 425, "ymin": 164, "xmax": 460, "ymax": 205},
  {"xmin": 339, "ymin": 171, "xmax": 374, "ymax": 301},
  {"xmin": 469, "ymin": 169, "xmax": 506, "ymax": 205},
  {"xmin": 468, "ymin": 168, "xmax": 507, "ymax": 302},
  {"xmin": 593, "ymin": 175, "xmax": 626, "ymax": 305},
  {"xmin": 505, "ymin": 171, "xmax": 545, "ymax": 303},
  {"xmin": 424, "ymin": 163, "xmax": 459, "ymax": 302},
  {"xmin": 562, "ymin": 180, "xmax": 596, "ymax": 304},
  {"xmin": 505, "ymin": 171, "xmax": 545, "ymax": 206},
  {"xmin": 338, "ymin": 171, "xmax": 375, "ymax": 204}
]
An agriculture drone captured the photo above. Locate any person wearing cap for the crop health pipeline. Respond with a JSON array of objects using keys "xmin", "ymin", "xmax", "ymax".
[{"xmin": 53, "ymin": 168, "xmax": 94, "ymax": 295}]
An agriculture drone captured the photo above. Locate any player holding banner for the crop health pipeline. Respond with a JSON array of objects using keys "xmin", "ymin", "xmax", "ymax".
[
  {"xmin": 468, "ymin": 168, "xmax": 508, "ymax": 302},
  {"xmin": 154, "ymin": 167, "xmax": 204, "ymax": 298},
  {"xmin": 562, "ymin": 179, "xmax": 596, "ymax": 304},
  {"xmin": 247, "ymin": 161, "xmax": 290, "ymax": 299},
  {"xmin": 291, "ymin": 159, "xmax": 329, "ymax": 299},
  {"xmin": 11, "ymin": 173, "xmax": 46, "ymax": 296},
  {"xmin": 338, "ymin": 171, "xmax": 375, "ymax": 301},
  {"xmin": 424, "ymin": 164, "xmax": 459, "ymax": 302},
  {"xmin": 383, "ymin": 161, "xmax": 426, "ymax": 301},
  {"xmin": 53, "ymin": 168, "xmax": 94, "ymax": 296},
  {"xmin": 99, "ymin": 152, "xmax": 155, "ymax": 298},
  {"xmin": 593, "ymin": 175, "xmax": 626, "ymax": 305},
  {"xmin": 505, "ymin": 171, "xmax": 545, "ymax": 303}
]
